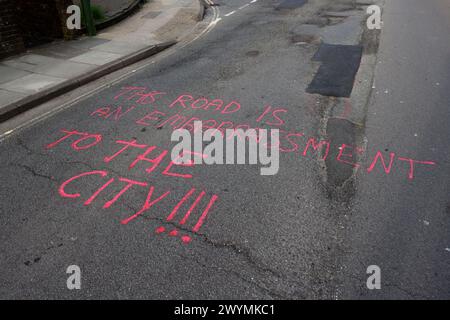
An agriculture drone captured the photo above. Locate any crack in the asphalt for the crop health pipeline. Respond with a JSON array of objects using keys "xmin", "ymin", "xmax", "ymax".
[
  {"xmin": 144, "ymin": 214, "xmax": 281, "ymax": 276},
  {"xmin": 382, "ymin": 281, "xmax": 431, "ymax": 300},
  {"xmin": 16, "ymin": 138, "xmax": 48, "ymax": 156},
  {"xmin": 4, "ymin": 163, "xmax": 56, "ymax": 182},
  {"xmin": 1, "ymin": 149, "xmax": 323, "ymax": 298},
  {"xmin": 168, "ymin": 241, "xmax": 302, "ymax": 299},
  {"xmin": 335, "ymin": 247, "xmax": 434, "ymax": 299},
  {"xmin": 140, "ymin": 214, "xmax": 316, "ymax": 298},
  {"xmin": 175, "ymin": 250, "xmax": 291, "ymax": 299}
]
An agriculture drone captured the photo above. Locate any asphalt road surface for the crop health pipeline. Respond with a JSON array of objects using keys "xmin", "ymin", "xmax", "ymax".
[{"xmin": 0, "ymin": 0, "xmax": 449, "ymax": 299}]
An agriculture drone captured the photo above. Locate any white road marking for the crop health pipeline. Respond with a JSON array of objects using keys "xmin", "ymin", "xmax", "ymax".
[
  {"xmin": 225, "ymin": 0, "xmax": 257, "ymax": 18},
  {"xmin": 211, "ymin": 17, "xmax": 222, "ymax": 25},
  {"xmin": 225, "ymin": 10, "xmax": 236, "ymax": 17}
]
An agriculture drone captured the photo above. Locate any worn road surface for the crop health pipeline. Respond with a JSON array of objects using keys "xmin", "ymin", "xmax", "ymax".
[{"xmin": 0, "ymin": 0, "xmax": 449, "ymax": 299}]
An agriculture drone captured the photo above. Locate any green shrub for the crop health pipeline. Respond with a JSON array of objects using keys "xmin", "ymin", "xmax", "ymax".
[{"xmin": 90, "ymin": 4, "xmax": 105, "ymax": 22}]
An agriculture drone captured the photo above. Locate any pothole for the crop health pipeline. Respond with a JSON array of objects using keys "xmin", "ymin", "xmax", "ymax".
[{"xmin": 324, "ymin": 117, "xmax": 364, "ymax": 203}]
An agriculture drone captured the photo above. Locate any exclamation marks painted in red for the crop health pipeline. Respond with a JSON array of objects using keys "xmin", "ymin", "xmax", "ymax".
[{"xmin": 155, "ymin": 189, "xmax": 218, "ymax": 244}]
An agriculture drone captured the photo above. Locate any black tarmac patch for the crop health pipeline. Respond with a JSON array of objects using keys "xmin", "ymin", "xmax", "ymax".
[{"xmin": 307, "ymin": 43, "xmax": 363, "ymax": 97}]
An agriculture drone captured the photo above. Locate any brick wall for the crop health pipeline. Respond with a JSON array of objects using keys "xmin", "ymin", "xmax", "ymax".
[
  {"xmin": 16, "ymin": 0, "xmax": 64, "ymax": 48},
  {"xmin": 0, "ymin": 0, "xmax": 25, "ymax": 59},
  {"xmin": 0, "ymin": 0, "xmax": 74, "ymax": 59}
]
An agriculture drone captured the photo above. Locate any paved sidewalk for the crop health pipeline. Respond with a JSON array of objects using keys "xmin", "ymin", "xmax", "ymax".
[{"xmin": 0, "ymin": 0, "xmax": 203, "ymax": 120}]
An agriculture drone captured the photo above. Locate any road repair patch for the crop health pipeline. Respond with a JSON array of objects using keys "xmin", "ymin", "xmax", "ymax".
[{"xmin": 306, "ymin": 43, "xmax": 363, "ymax": 97}]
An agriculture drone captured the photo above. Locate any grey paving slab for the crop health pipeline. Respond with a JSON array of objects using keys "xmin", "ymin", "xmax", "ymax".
[
  {"xmin": 66, "ymin": 37, "xmax": 111, "ymax": 50},
  {"xmin": 0, "ymin": 74, "xmax": 66, "ymax": 94},
  {"xmin": 33, "ymin": 60, "xmax": 96, "ymax": 78},
  {"xmin": 0, "ymin": 89, "xmax": 27, "ymax": 108},
  {"xmin": 141, "ymin": 11, "xmax": 162, "ymax": 19},
  {"xmin": 90, "ymin": 40, "xmax": 147, "ymax": 55},
  {"xmin": 2, "ymin": 54, "xmax": 65, "ymax": 72},
  {"xmin": 0, "ymin": 65, "xmax": 31, "ymax": 84},
  {"xmin": 69, "ymin": 50, "xmax": 124, "ymax": 66}
]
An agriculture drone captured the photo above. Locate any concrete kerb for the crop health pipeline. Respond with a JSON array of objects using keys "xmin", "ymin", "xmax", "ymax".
[
  {"xmin": 0, "ymin": 41, "xmax": 176, "ymax": 122},
  {"xmin": 0, "ymin": 0, "xmax": 207, "ymax": 122}
]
